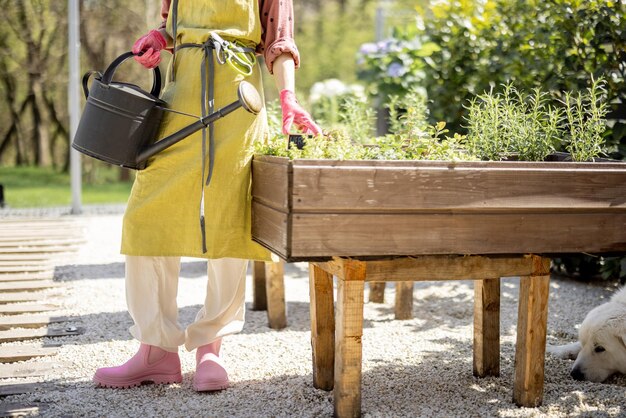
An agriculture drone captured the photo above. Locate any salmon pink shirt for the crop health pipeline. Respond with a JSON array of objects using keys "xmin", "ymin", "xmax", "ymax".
[{"xmin": 158, "ymin": 0, "xmax": 300, "ymax": 73}]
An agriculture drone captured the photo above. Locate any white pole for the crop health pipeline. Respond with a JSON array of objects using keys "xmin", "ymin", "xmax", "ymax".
[
  {"xmin": 375, "ymin": 6, "xmax": 385, "ymax": 41},
  {"xmin": 68, "ymin": 0, "xmax": 82, "ymax": 214}
]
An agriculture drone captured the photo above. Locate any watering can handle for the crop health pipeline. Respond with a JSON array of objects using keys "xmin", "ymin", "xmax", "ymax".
[
  {"xmin": 100, "ymin": 51, "xmax": 162, "ymax": 98},
  {"xmin": 81, "ymin": 70, "xmax": 102, "ymax": 99}
]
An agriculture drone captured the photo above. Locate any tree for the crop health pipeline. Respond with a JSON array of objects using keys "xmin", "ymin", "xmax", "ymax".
[{"xmin": 0, "ymin": 0, "xmax": 67, "ymax": 167}]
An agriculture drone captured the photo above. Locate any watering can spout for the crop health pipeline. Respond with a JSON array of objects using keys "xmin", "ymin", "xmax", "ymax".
[{"xmin": 135, "ymin": 81, "xmax": 263, "ymax": 165}]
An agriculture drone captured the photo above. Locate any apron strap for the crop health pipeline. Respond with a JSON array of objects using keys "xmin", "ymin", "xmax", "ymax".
[
  {"xmin": 199, "ymin": 42, "xmax": 215, "ymax": 254},
  {"xmin": 171, "ymin": 0, "xmax": 179, "ymax": 82}
]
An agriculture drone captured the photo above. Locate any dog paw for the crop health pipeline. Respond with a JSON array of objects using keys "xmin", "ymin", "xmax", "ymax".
[{"xmin": 547, "ymin": 342, "xmax": 581, "ymax": 360}]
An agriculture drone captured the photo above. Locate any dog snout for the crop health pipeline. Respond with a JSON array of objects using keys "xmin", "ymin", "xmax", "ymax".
[{"xmin": 571, "ymin": 367, "xmax": 585, "ymax": 381}]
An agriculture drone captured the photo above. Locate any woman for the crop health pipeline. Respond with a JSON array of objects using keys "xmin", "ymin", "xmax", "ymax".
[{"xmin": 93, "ymin": 0, "xmax": 320, "ymax": 392}]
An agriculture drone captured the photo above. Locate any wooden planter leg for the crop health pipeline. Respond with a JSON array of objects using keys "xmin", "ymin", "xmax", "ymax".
[
  {"xmin": 368, "ymin": 282, "xmax": 385, "ymax": 303},
  {"xmin": 265, "ymin": 261, "xmax": 286, "ymax": 329},
  {"xmin": 473, "ymin": 278, "xmax": 500, "ymax": 377},
  {"xmin": 394, "ymin": 281, "xmax": 413, "ymax": 320},
  {"xmin": 334, "ymin": 260, "xmax": 366, "ymax": 418},
  {"xmin": 251, "ymin": 261, "xmax": 267, "ymax": 311},
  {"xmin": 309, "ymin": 263, "xmax": 335, "ymax": 391},
  {"xmin": 513, "ymin": 256, "xmax": 550, "ymax": 407}
]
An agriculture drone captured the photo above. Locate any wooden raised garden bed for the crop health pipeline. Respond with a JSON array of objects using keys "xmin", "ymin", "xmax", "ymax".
[{"xmin": 251, "ymin": 155, "xmax": 626, "ymax": 261}]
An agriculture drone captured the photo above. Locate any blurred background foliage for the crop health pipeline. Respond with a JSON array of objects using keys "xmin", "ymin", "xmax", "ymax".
[
  {"xmin": 356, "ymin": 0, "xmax": 625, "ymax": 157},
  {"xmin": 2, "ymin": 0, "xmax": 622, "ymax": 168},
  {"xmin": 0, "ymin": 0, "xmax": 624, "ymax": 281}
]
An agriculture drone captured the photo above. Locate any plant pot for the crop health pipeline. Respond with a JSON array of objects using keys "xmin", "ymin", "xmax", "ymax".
[{"xmin": 251, "ymin": 155, "xmax": 626, "ymax": 262}]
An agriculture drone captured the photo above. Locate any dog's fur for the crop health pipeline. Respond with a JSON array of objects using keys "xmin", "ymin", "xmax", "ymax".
[{"xmin": 547, "ymin": 287, "xmax": 626, "ymax": 382}]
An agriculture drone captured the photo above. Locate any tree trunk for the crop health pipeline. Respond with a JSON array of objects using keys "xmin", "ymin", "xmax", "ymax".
[{"xmin": 31, "ymin": 78, "xmax": 53, "ymax": 167}]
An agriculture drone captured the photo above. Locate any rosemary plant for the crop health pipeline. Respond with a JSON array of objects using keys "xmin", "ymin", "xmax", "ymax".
[
  {"xmin": 464, "ymin": 83, "xmax": 562, "ymax": 161},
  {"xmin": 561, "ymin": 76, "xmax": 609, "ymax": 162}
]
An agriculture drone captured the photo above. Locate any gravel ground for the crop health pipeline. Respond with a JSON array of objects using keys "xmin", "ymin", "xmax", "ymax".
[{"xmin": 2, "ymin": 213, "xmax": 625, "ymax": 417}]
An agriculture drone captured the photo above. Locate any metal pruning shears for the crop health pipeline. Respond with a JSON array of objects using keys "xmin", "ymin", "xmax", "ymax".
[{"xmin": 210, "ymin": 33, "xmax": 256, "ymax": 76}]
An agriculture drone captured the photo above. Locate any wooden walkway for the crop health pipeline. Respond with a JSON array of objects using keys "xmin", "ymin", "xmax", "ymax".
[{"xmin": 0, "ymin": 218, "xmax": 85, "ymax": 417}]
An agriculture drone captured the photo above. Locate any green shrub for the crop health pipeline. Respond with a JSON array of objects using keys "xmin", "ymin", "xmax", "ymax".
[{"xmin": 357, "ymin": 0, "xmax": 626, "ymax": 159}]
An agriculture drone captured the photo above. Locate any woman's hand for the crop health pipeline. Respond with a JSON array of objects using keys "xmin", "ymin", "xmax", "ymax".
[
  {"xmin": 132, "ymin": 30, "xmax": 167, "ymax": 69},
  {"xmin": 272, "ymin": 54, "xmax": 322, "ymax": 135},
  {"xmin": 280, "ymin": 90, "xmax": 322, "ymax": 135}
]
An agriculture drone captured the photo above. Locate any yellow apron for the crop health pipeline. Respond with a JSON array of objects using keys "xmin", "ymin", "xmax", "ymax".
[{"xmin": 121, "ymin": 0, "xmax": 271, "ymax": 261}]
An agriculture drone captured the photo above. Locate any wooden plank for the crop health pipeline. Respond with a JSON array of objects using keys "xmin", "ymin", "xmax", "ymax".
[
  {"xmin": 0, "ymin": 345, "xmax": 59, "ymax": 363},
  {"xmin": 0, "ymin": 218, "xmax": 79, "ymax": 224},
  {"xmin": 0, "ymin": 292, "xmax": 48, "ymax": 304},
  {"xmin": 0, "ymin": 238, "xmax": 84, "ymax": 247},
  {"xmin": 0, "ymin": 266, "xmax": 51, "ymax": 273},
  {"xmin": 473, "ymin": 278, "xmax": 501, "ymax": 377},
  {"xmin": 367, "ymin": 255, "xmax": 535, "ymax": 282},
  {"xmin": 0, "ymin": 315, "xmax": 73, "ymax": 330},
  {"xmin": 0, "ymin": 260, "xmax": 52, "ymax": 267},
  {"xmin": 0, "ymin": 225, "xmax": 78, "ymax": 232},
  {"xmin": 0, "ymin": 303, "xmax": 59, "ymax": 315},
  {"xmin": 368, "ymin": 282, "xmax": 385, "ymax": 303},
  {"xmin": 0, "ymin": 272, "xmax": 54, "ymax": 282},
  {"xmin": 0, "ymin": 403, "xmax": 48, "ymax": 417},
  {"xmin": 0, "ymin": 362, "xmax": 59, "ymax": 378},
  {"xmin": 251, "ymin": 261, "xmax": 267, "ymax": 311},
  {"xmin": 251, "ymin": 158, "xmax": 290, "ymax": 212},
  {"xmin": 0, "ymin": 235, "xmax": 85, "ymax": 244},
  {"xmin": 513, "ymin": 257, "xmax": 550, "ymax": 407},
  {"xmin": 0, "ymin": 281, "xmax": 59, "ymax": 292},
  {"xmin": 334, "ymin": 260, "xmax": 365, "ymax": 418},
  {"xmin": 394, "ymin": 281, "xmax": 413, "ymax": 320},
  {"xmin": 309, "ymin": 263, "xmax": 335, "ymax": 391},
  {"xmin": 251, "ymin": 202, "xmax": 290, "ymax": 260},
  {"xmin": 0, "ymin": 231, "xmax": 82, "ymax": 238},
  {"xmin": 0, "ymin": 225, "xmax": 82, "ymax": 231},
  {"xmin": 287, "ymin": 213, "xmax": 626, "ymax": 258},
  {"xmin": 0, "ymin": 382, "xmax": 44, "ymax": 397},
  {"xmin": 2, "ymin": 232, "xmax": 79, "ymax": 238},
  {"xmin": 265, "ymin": 261, "xmax": 286, "ymax": 330},
  {"xmin": 0, "ymin": 327, "xmax": 83, "ymax": 343},
  {"xmin": 290, "ymin": 162, "xmax": 626, "ymax": 212},
  {"xmin": 0, "ymin": 254, "xmax": 50, "ymax": 262},
  {"xmin": 316, "ymin": 256, "xmax": 534, "ymax": 282},
  {"xmin": 284, "ymin": 155, "xmax": 626, "ymax": 170},
  {"xmin": 0, "ymin": 246, "xmax": 80, "ymax": 254},
  {"xmin": 0, "ymin": 224, "xmax": 80, "ymax": 230}
]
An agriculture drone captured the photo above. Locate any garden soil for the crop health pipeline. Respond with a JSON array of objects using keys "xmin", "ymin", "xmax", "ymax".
[{"xmin": 1, "ymin": 213, "xmax": 625, "ymax": 417}]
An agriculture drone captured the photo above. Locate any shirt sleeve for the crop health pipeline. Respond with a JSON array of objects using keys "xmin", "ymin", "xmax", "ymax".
[
  {"xmin": 158, "ymin": 0, "xmax": 171, "ymax": 30},
  {"xmin": 257, "ymin": 0, "xmax": 301, "ymax": 74}
]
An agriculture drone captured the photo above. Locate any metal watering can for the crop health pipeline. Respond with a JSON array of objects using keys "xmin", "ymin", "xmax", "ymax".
[{"xmin": 72, "ymin": 51, "xmax": 262, "ymax": 170}]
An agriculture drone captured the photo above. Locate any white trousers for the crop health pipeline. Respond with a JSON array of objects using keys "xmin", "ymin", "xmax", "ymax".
[{"xmin": 125, "ymin": 256, "xmax": 248, "ymax": 352}]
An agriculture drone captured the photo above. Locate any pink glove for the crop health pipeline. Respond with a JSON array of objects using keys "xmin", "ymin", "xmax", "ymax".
[
  {"xmin": 280, "ymin": 90, "xmax": 322, "ymax": 135},
  {"xmin": 132, "ymin": 30, "xmax": 167, "ymax": 69}
]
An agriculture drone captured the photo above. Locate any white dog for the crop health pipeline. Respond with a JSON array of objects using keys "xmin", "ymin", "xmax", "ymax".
[{"xmin": 547, "ymin": 287, "xmax": 626, "ymax": 382}]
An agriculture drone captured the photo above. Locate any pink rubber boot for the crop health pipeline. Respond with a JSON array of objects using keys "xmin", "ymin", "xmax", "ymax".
[
  {"xmin": 93, "ymin": 343, "xmax": 182, "ymax": 388},
  {"xmin": 193, "ymin": 339, "xmax": 229, "ymax": 391}
]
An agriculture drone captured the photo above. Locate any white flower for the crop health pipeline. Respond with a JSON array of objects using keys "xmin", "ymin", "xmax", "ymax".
[
  {"xmin": 309, "ymin": 79, "xmax": 349, "ymax": 103},
  {"xmin": 348, "ymin": 84, "xmax": 367, "ymax": 100}
]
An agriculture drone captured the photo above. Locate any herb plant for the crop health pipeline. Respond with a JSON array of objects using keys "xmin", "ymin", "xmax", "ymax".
[
  {"xmin": 257, "ymin": 87, "xmax": 474, "ymax": 162},
  {"xmin": 258, "ymin": 78, "xmax": 609, "ymax": 163},
  {"xmin": 561, "ymin": 77, "xmax": 610, "ymax": 162},
  {"xmin": 464, "ymin": 78, "xmax": 609, "ymax": 162},
  {"xmin": 464, "ymin": 84, "xmax": 562, "ymax": 161}
]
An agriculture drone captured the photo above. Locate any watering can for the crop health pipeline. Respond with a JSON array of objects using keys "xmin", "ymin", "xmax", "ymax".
[{"xmin": 72, "ymin": 51, "xmax": 262, "ymax": 170}]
